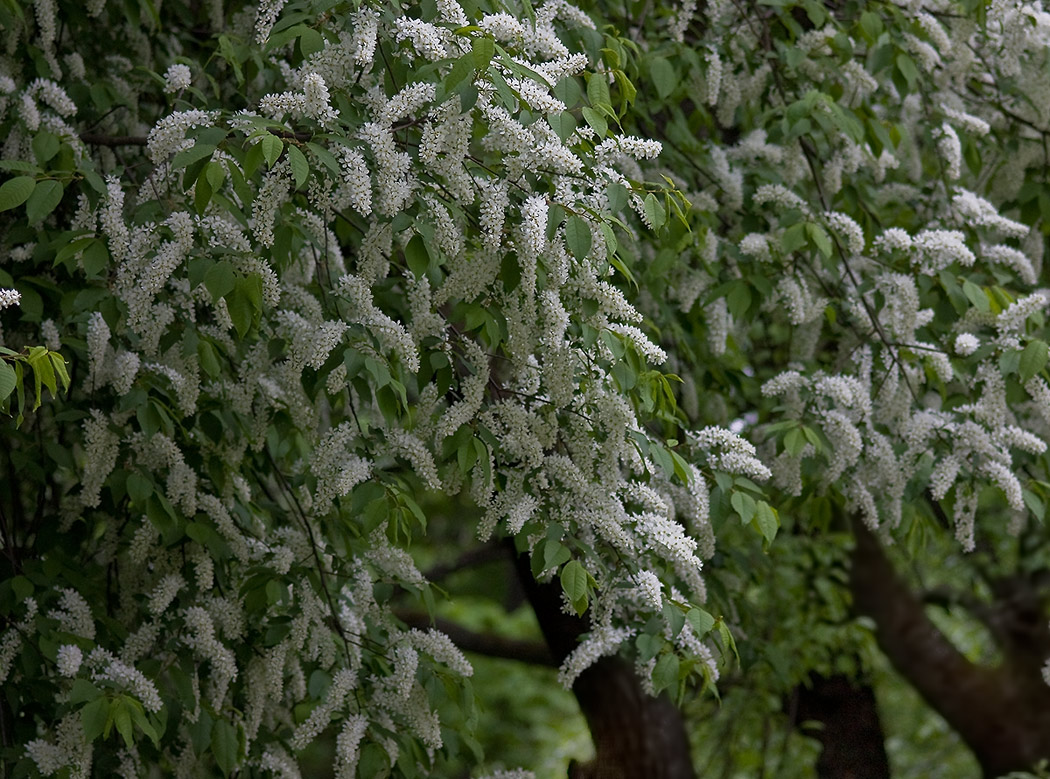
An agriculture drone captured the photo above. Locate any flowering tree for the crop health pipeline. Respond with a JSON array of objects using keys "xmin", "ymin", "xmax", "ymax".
[{"xmin": 3, "ymin": 0, "xmax": 1050, "ymax": 776}]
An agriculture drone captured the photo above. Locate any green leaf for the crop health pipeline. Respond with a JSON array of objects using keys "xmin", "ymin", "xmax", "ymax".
[
  {"xmin": 227, "ymin": 274, "xmax": 262, "ymax": 338},
  {"xmin": 405, "ymin": 234, "xmax": 431, "ymax": 279},
  {"xmin": 286, "ymin": 144, "xmax": 309, "ymax": 189},
  {"xmin": 962, "ymin": 279, "xmax": 991, "ymax": 312},
  {"xmin": 127, "ymin": 472, "xmax": 153, "ymax": 503},
  {"xmin": 204, "ymin": 261, "xmax": 236, "ymax": 301},
  {"xmin": 636, "ymin": 632, "xmax": 662, "ymax": 662},
  {"xmin": 806, "ymin": 222, "xmax": 833, "ymax": 259},
  {"xmin": 82, "ymin": 241, "xmax": 109, "ymax": 277},
  {"xmin": 549, "ymin": 111, "xmax": 576, "ymax": 142},
  {"xmin": 587, "ymin": 71, "xmax": 611, "ymax": 109},
  {"xmin": 211, "ymin": 719, "xmax": 239, "ymax": 777},
  {"xmin": 0, "ymin": 175, "xmax": 36, "ymax": 211},
  {"xmin": 113, "ymin": 701, "xmax": 134, "ymax": 749},
  {"xmin": 198, "ymin": 340, "xmax": 221, "ymax": 378},
  {"xmin": 260, "ymin": 134, "xmax": 283, "ymax": 168},
  {"xmin": 784, "ymin": 427, "xmax": 806, "ymax": 456},
  {"xmin": 0, "ymin": 360, "xmax": 15, "ymax": 402},
  {"xmin": 607, "ymin": 183, "xmax": 628, "ymax": 214},
  {"xmin": 49, "ymin": 351, "xmax": 70, "ymax": 393},
  {"xmin": 565, "ymin": 215, "xmax": 592, "ymax": 261},
  {"xmin": 686, "ymin": 608, "xmax": 715, "ymax": 637},
  {"xmin": 28, "ymin": 346, "xmax": 56, "ymax": 408},
  {"xmin": 581, "ymin": 106, "xmax": 607, "ymax": 137},
  {"xmin": 69, "ymin": 680, "xmax": 102, "ymax": 704},
  {"xmin": 1020, "ymin": 339, "xmax": 1049, "ymax": 382},
  {"xmin": 172, "ymin": 143, "xmax": 215, "ymax": 170},
  {"xmin": 444, "ymin": 55, "xmax": 475, "ymax": 96},
  {"xmin": 859, "ymin": 11, "xmax": 883, "ymax": 42},
  {"xmin": 81, "ymin": 697, "xmax": 110, "ymax": 743},
  {"xmin": 130, "ymin": 704, "xmax": 160, "ymax": 746},
  {"xmin": 299, "ymin": 27, "xmax": 324, "ymax": 57},
  {"xmin": 895, "ymin": 51, "xmax": 919, "ymax": 89},
  {"xmin": 730, "ymin": 491, "xmax": 757, "ymax": 522},
  {"xmin": 32, "ymin": 131, "xmax": 60, "ymax": 164},
  {"xmin": 649, "ymin": 57, "xmax": 676, "ymax": 100},
  {"xmin": 471, "ymin": 35, "xmax": 494, "ymax": 70},
  {"xmin": 543, "ymin": 540, "xmax": 571, "ymax": 570},
  {"xmin": 25, "ymin": 179, "xmax": 63, "ymax": 224},
  {"xmin": 643, "ymin": 193, "xmax": 666, "ymax": 230},
  {"xmin": 560, "ymin": 559, "xmax": 588, "ymax": 614},
  {"xmin": 754, "ymin": 500, "xmax": 779, "ymax": 544},
  {"xmin": 652, "ymin": 653, "xmax": 680, "ymax": 694},
  {"xmin": 781, "ymin": 222, "xmax": 807, "ymax": 254}
]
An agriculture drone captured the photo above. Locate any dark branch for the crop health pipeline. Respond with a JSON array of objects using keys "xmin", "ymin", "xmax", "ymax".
[
  {"xmin": 395, "ymin": 608, "xmax": 556, "ymax": 666},
  {"xmin": 80, "ymin": 133, "xmax": 148, "ymax": 147},
  {"xmin": 423, "ymin": 543, "xmax": 509, "ymax": 582}
]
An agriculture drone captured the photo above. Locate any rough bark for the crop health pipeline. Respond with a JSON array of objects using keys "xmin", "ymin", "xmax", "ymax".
[
  {"xmin": 850, "ymin": 517, "xmax": 1050, "ymax": 777},
  {"xmin": 512, "ymin": 546, "xmax": 695, "ymax": 779},
  {"xmin": 790, "ymin": 674, "xmax": 891, "ymax": 779}
]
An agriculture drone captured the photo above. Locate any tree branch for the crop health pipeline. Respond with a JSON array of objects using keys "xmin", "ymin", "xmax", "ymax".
[
  {"xmin": 394, "ymin": 608, "xmax": 556, "ymax": 666},
  {"xmin": 422, "ymin": 542, "xmax": 509, "ymax": 582},
  {"xmin": 79, "ymin": 133, "xmax": 148, "ymax": 147}
]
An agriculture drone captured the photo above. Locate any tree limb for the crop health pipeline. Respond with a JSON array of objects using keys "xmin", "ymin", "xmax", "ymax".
[{"xmin": 394, "ymin": 608, "xmax": 556, "ymax": 667}]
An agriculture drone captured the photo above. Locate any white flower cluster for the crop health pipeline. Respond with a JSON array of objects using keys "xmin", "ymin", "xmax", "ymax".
[
  {"xmin": 557, "ymin": 624, "xmax": 633, "ymax": 688},
  {"xmin": 0, "ymin": 288, "xmax": 21, "ymax": 309},
  {"xmin": 260, "ymin": 73, "xmax": 339, "ymax": 129},
  {"xmin": 163, "ymin": 63, "xmax": 192, "ymax": 93},
  {"xmin": 691, "ymin": 426, "xmax": 772, "ymax": 481}
]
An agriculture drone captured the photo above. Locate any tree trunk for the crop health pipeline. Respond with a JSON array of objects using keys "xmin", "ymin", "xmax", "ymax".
[
  {"xmin": 790, "ymin": 674, "xmax": 891, "ymax": 779},
  {"xmin": 512, "ymin": 547, "xmax": 695, "ymax": 779},
  {"xmin": 850, "ymin": 518, "xmax": 1050, "ymax": 777}
]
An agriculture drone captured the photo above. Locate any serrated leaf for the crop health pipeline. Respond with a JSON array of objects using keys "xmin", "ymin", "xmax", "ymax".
[
  {"xmin": 32, "ymin": 131, "xmax": 60, "ymax": 164},
  {"xmin": 806, "ymin": 222, "xmax": 833, "ymax": 259},
  {"xmin": 730, "ymin": 491, "xmax": 757, "ymax": 522},
  {"xmin": 0, "ymin": 360, "xmax": 15, "ymax": 402},
  {"xmin": 198, "ymin": 340, "xmax": 221, "ymax": 378},
  {"xmin": 1020, "ymin": 339, "xmax": 1049, "ymax": 381},
  {"xmin": 581, "ymin": 105, "xmax": 607, "ymax": 137},
  {"xmin": 25, "ymin": 179, "xmax": 63, "ymax": 225},
  {"xmin": 127, "ymin": 472, "xmax": 153, "ymax": 503},
  {"xmin": 754, "ymin": 500, "xmax": 779, "ymax": 544},
  {"xmin": 782, "ymin": 222, "xmax": 807, "ymax": 254},
  {"xmin": 204, "ymin": 261, "xmax": 236, "ymax": 301},
  {"xmin": 211, "ymin": 719, "xmax": 239, "ymax": 777},
  {"xmin": 405, "ymin": 234, "xmax": 431, "ymax": 279},
  {"xmin": 81, "ymin": 697, "xmax": 110, "ymax": 742},
  {"xmin": 636, "ymin": 632, "xmax": 662, "ymax": 662},
  {"xmin": 565, "ymin": 214, "xmax": 592, "ymax": 261},
  {"xmin": 587, "ymin": 71, "xmax": 611, "ymax": 109},
  {"xmin": 784, "ymin": 427, "xmax": 806, "ymax": 456},
  {"xmin": 113, "ymin": 701, "xmax": 134, "ymax": 749},
  {"xmin": 686, "ymin": 607, "xmax": 715, "ymax": 637},
  {"xmin": 643, "ymin": 193, "xmax": 666, "ymax": 230},
  {"xmin": 172, "ymin": 143, "xmax": 215, "ymax": 170},
  {"xmin": 286, "ymin": 144, "xmax": 309, "ymax": 189},
  {"xmin": 962, "ymin": 279, "xmax": 991, "ymax": 312},
  {"xmin": 471, "ymin": 36, "xmax": 494, "ymax": 69},
  {"xmin": 607, "ymin": 183, "xmax": 628, "ymax": 214},
  {"xmin": 895, "ymin": 51, "xmax": 918, "ymax": 89},
  {"xmin": 649, "ymin": 56, "xmax": 676, "ymax": 100},
  {"xmin": 260, "ymin": 134, "xmax": 283, "ymax": 167},
  {"xmin": 560, "ymin": 559, "xmax": 588, "ymax": 613},
  {"xmin": 0, "ymin": 175, "xmax": 36, "ymax": 212},
  {"xmin": 549, "ymin": 111, "xmax": 576, "ymax": 142},
  {"xmin": 69, "ymin": 679, "xmax": 101, "ymax": 704},
  {"xmin": 544, "ymin": 540, "xmax": 571, "ymax": 570},
  {"xmin": 652, "ymin": 653, "xmax": 680, "ymax": 694}
]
